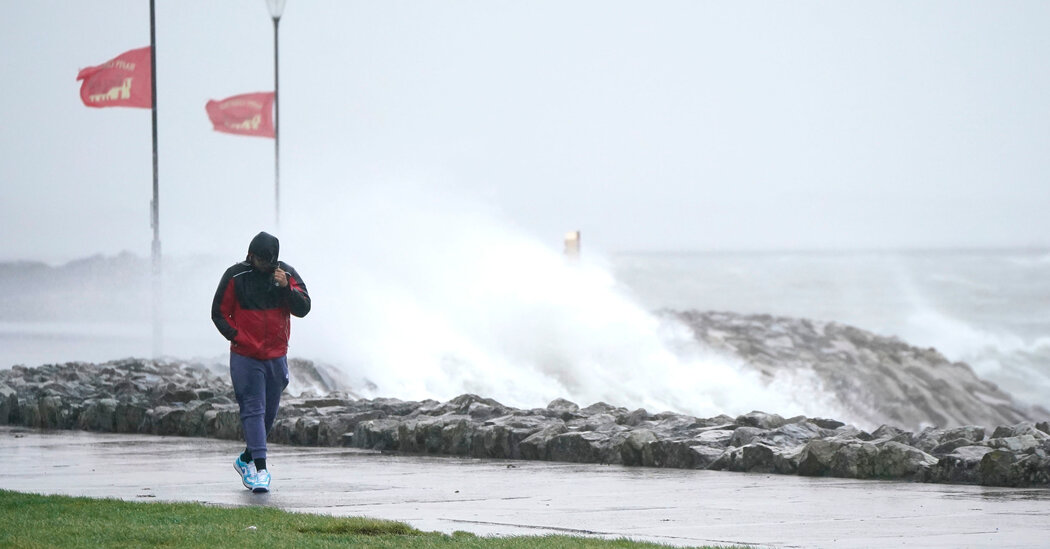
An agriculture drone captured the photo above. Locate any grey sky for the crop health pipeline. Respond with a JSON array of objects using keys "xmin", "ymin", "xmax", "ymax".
[{"xmin": 2, "ymin": 1, "xmax": 1048, "ymax": 262}]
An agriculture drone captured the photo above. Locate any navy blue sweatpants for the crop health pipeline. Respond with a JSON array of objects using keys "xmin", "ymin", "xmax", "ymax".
[{"xmin": 230, "ymin": 353, "xmax": 289, "ymax": 461}]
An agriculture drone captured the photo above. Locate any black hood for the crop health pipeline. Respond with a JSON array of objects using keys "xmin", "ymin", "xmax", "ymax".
[{"xmin": 246, "ymin": 231, "xmax": 280, "ymax": 265}]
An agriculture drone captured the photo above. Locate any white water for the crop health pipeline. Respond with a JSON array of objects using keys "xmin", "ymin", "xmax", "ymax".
[
  {"xmin": 3, "ymin": 183, "xmax": 1046, "ymax": 421},
  {"xmin": 285, "ymin": 182, "xmax": 843, "ymax": 419}
]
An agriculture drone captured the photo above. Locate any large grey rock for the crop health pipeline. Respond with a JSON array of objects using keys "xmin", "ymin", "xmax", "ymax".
[
  {"xmin": 470, "ymin": 417, "xmax": 544, "ymax": 459},
  {"xmin": 979, "ymin": 450, "xmax": 1050, "ymax": 487},
  {"xmin": 646, "ymin": 439, "xmax": 724, "ymax": 469},
  {"xmin": 912, "ymin": 425, "xmax": 985, "ymax": 452},
  {"xmin": 519, "ymin": 424, "xmax": 568, "ymax": 460},
  {"xmin": 870, "ymin": 424, "xmax": 913, "ymax": 445},
  {"xmin": 365, "ymin": 398, "xmax": 423, "ymax": 417},
  {"xmin": 811, "ymin": 417, "xmax": 845, "ymax": 429},
  {"xmin": 797, "ymin": 439, "xmax": 846, "ymax": 477},
  {"xmin": 936, "ymin": 445, "xmax": 995, "ymax": 483},
  {"xmin": 651, "ymin": 414, "xmax": 704, "ymax": 435},
  {"xmin": 203, "ymin": 406, "xmax": 241, "ymax": 440},
  {"xmin": 176, "ymin": 401, "xmax": 211, "ymax": 437},
  {"xmin": 930, "ymin": 438, "xmax": 977, "ymax": 456},
  {"xmin": 18, "ymin": 398, "xmax": 38, "ymax": 427},
  {"xmin": 272, "ymin": 416, "xmax": 321, "ymax": 446},
  {"xmin": 579, "ymin": 402, "xmax": 626, "ymax": 416},
  {"xmin": 301, "ymin": 397, "xmax": 353, "ymax": 408},
  {"xmin": 431, "ymin": 394, "xmax": 507, "ymax": 418},
  {"xmin": 990, "ymin": 422, "xmax": 1049, "ymax": 440},
  {"xmin": 729, "ymin": 426, "xmax": 768, "ymax": 447},
  {"xmin": 694, "ymin": 429, "xmax": 733, "ymax": 447},
  {"xmin": 36, "ymin": 395, "xmax": 67, "ymax": 429},
  {"xmin": 147, "ymin": 406, "xmax": 186, "ymax": 436},
  {"xmin": 828, "ymin": 441, "xmax": 880, "ymax": 478},
  {"xmin": 316, "ymin": 410, "xmax": 386, "ymax": 446},
  {"xmin": 620, "ymin": 408, "xmax": 649, "ymax": 427},
  {"xmin": 546, "ymin": 398, "xmax": 580, "ymax": 420},
  {"xmin": 797, "ymin": 438, "xmax": 932, "ymax": 479},
  {"xmin": 441, "ymin": 418, "xmax": 475, "ymax": 455},
  {"xmin": 353, "ymin": 418, "xmax": 401, "ymax": 451},
  {"xmin": 115, "ymin": 402, "xmax": 148, "ymax": 433},
  {"xmin": 548, "ymin": 431, "xmax": 616, "ymax": 464},
  {"xmin": 620, "ymin": 429, "xmax": 658, "ymax": 466},
  {"xmin": 158, "ymin": 387, "xmax": 198, "ymax": 404},
  {"xmin": 759, "ymin": 421, "xmax": 828, "ymax": 447},
  {"xmin": 984, "ymin": 435, "xmax": 1042, "ymax": 453},
  {"xmin": 0, "ymin": 384, "xmax": 16, "ymax": 425},
  {"xmin": 397, "ymin": 417, "xmax": 449, "ymax": 454},
  {"xmin": 77, "ymin": 398, "xmax": 118, "ymax": 432},
  {"xmin": 871, "ymin": 441, "xmax": 938, "ymax": 480},
  {"xmin": 832, "ymin": 425, "xmax": 871, "ymax": 441},
  {"xmin": 712, "ymin": 443, "xmax": 797, "ymax": 474},
  {"xmin": 736, "ymin": 411, "xmax": 788, "ymax": 430},
  {"xmin": 571, "ymin": 413, "xmax": 621, "ymax": 433}
]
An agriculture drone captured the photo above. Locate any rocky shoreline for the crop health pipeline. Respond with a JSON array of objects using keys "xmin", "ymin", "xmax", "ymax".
[
  {"xmin": 669, "ymin": 310, "xmax": 1041, "ymax": 431},
  {"xmin": 2, "ymin": 358, "xmax": 1048, "ymax": 487}
]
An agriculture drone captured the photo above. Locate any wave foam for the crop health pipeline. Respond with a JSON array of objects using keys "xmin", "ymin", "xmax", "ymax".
[
  {"xmin": 287, "ymin": 181, "xmax": 846, "ymax": 420},
  {"xmin": 901, "ymin": 307, "xmax": 1050, "ymax": 409}
]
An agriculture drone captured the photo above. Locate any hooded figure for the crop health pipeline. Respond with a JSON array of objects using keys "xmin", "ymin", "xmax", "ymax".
[
  {"xmin": 246, "ymin": 231, "xmax": 280, "ymax": 270},
  {"xmin": 213, "ymin": 231, "xmax": 309, "ymax": 357},
  {"xmin": 211, "ymin": 231, "xmax": 310, "ymax": 493}
]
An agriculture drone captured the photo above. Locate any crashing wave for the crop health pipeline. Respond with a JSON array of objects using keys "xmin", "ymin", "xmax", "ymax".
[{"xmin": 670, "ymin": 310, "xmax": 1044, "ymax": 431}]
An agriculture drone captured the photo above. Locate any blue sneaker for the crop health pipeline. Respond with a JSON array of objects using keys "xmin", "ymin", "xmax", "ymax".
[
  {"xmin": 234, "ymin": 456, "xmax": 256, "ymax": 490},
  {"xmin": 248, "ymin": 469, "xmax": 271, "ymax": 493}
]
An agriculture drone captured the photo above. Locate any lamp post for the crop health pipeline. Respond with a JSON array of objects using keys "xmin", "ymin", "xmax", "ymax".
[{"xmin": 266, "ymin": 0, "xmax": 286, "ymax": 229}]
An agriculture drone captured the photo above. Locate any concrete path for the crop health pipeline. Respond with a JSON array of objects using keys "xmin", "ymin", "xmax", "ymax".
[{"xmin": 2, "ymin": 426, "xmax": 1049, "ymax": 548}]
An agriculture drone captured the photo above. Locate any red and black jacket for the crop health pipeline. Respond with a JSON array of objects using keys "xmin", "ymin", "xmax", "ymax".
[{"xmin": 211, "ymin": 260, "xmax": 311, "ymax": 360}]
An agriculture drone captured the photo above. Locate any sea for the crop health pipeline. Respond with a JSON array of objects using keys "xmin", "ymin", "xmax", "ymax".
[{"xmin": 2, "ymin": 248, "xmax": 1048, "ymax": 417}]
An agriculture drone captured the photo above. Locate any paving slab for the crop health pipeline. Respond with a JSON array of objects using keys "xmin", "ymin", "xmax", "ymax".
[{"xmin": 1, "ymin": 426, "xmax": 1048, "ymax": 548}]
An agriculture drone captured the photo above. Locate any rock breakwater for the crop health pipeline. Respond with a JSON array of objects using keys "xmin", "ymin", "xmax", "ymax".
[
  {"xmin": 671, "ymin": 310, "xmax": 1042, "ymax": 430},
  {"xmin": 2, "ymin": 359, "xmax": 1048, "ymax": 487}
]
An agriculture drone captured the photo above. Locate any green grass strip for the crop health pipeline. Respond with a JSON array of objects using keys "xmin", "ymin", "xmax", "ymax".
[{"xmin": 0, "ymin": 489, "xmax": 741, "ymax": 548}]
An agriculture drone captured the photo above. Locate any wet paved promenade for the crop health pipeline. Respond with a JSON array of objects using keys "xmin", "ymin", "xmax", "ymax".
[{"xmin": 2, "ymin": 426, "xmax": 1048, "ymax": 548}]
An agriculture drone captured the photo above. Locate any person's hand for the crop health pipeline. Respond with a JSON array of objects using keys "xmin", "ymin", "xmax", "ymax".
[{"xmin": 273, "ymin": 267, "xmax": 288, "ymax": 288}]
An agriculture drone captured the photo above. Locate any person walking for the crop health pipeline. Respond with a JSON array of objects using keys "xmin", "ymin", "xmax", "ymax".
[{"xmin": 211, "ymin": 231, "xmax": 311, "ymax": 493}]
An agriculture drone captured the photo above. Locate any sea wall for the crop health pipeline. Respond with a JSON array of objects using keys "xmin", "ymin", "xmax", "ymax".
[{"xmin": 2, "ymin": 359, "xmax": 1048, "ymax": 487}]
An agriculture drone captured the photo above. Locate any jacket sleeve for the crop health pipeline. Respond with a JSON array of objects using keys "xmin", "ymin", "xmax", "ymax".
[
  {"xmin": 282, "ymin": 264, "xmax": 311, "ymax": 318},
  {"xmin": 211, "ymin": 269, "xmax": 239, "ymax": 341}
]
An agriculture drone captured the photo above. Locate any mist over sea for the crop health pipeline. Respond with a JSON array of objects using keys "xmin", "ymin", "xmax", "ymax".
[{"xmin": 2, "ymin": 246, "xmax": 1048, "ymax": 420}]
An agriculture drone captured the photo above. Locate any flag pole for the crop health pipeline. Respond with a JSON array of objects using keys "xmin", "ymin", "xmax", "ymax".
[
  {"xmin": 149, "ymin": 0, "xmax": 163, "ymax": 359},
  {"xmin": 267, "ymin": 0, "xmax": 286, "ymax": 230}
]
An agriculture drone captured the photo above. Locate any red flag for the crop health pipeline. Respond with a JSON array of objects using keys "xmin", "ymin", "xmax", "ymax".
[
  {"xmin": 76, "ymin": 47, "xmax": 152, "ymax": 109},
  {"xmin": 205, "ymin": 93, "xmax": 275, "ymax": 138}
]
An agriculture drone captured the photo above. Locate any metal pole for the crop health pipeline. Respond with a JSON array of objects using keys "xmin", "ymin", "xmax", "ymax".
[
  {"xmin": 149, "ymin": 0, "xmax": 162, "ymax": 359},
  {"xmin": 273, "ymin": 16, "xmax": 280, "ymax": 230}
]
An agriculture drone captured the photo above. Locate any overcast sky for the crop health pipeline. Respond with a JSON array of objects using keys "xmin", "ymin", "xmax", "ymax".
[{"xmin": 2, "ymin": 0, "xmax": 1048, "ymax": 263}]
